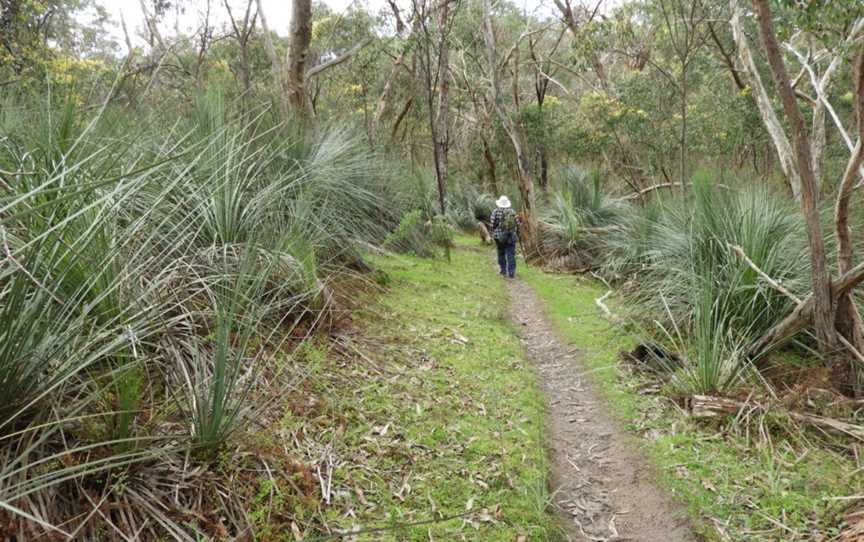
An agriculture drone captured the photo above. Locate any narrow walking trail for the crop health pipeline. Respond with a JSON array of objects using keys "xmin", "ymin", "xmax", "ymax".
[{"xmin": 507, "ymin": 278, "xmax": 696, "ymax": 542}]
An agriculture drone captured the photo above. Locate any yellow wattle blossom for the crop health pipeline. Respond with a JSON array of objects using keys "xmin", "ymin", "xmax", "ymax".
[{"xmin": 46, "ymin": 56, "xmax": 108, "ymax": 85}]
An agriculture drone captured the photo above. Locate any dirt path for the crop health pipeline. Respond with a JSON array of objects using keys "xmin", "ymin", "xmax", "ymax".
[{"xmin": 508, "ymin": 279, "xmax": 696, "ymax": 542}]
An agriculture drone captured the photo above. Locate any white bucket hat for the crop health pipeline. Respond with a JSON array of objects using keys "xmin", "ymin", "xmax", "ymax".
[{"xmin": 496, "ymin": 195, "xmax": 512, "ymax": 208}]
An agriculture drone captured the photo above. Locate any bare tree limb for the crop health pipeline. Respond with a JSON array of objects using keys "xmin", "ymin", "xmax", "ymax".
[
  {"xmin": 728, "ymin": 243, "xmax": 802, "ymax": 305},
  {"xmin": 306, "ymin": 38, "xmax": 374, "ymax": 80}
]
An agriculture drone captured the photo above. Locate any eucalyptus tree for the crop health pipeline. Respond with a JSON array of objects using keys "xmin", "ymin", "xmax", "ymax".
[
  {"xmin": 736, "ymin": 0, "xmax": 864, "ymax": 394},
  {"xmin": 413, "ymin": 0, "xmax": 461, "ymax": 215},
  {"xmin": 223, "ymin": 0, "xmax": 258, "ymax": 105},
  {"xmin": 481, "ymin": 0, "xmax": 540, "ymax": 254},
  {"xmin": 256, "ymin": 0, "xmax": 372, "ymax": 120},
  {"xmin": 653, "ymin": 0, "xmax": 710, "ymax": 186}
]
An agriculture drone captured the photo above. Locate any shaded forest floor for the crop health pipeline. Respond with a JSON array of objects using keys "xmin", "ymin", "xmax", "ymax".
[{"xmin": 256, "ymin": 237, "xmax": 863, "ymax": 541}]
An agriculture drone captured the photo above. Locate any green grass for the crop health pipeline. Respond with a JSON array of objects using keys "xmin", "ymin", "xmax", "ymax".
[
  {"xmin": 274, "ymin": 237, "xmax": 560, "ymax": 540},
  {"xmin": 521, "ymin": 265, "xmax": 862, "ymax": 541}
]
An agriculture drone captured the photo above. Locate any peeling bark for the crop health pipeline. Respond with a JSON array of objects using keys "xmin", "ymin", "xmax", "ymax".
[
  {"xmin": 751, "ymin": 0, "xmax": 835, "ymax": 350},
  {"xmin": 730, "ymin": 1, "xmax": 801, "ymax": 201}
]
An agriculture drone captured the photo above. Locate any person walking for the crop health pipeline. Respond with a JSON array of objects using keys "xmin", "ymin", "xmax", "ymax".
[{"xmin": 490, "ymin": 195, "xmax": 519, "ymax": 278}]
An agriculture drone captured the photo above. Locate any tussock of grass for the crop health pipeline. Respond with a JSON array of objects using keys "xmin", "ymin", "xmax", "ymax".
[{"xmin": 521, "ymin": 266, "xmax": 862, "ymax": 541}]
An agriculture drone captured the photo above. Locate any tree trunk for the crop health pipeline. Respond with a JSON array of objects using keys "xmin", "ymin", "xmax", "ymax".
[
  {"xmin": 680, "ymin": 71, "xmax": 688, "ymax": 186},
  {"xmin": 482, "ymin": 0, "xmax": 538, "ymax": 255},
  {"xmin": 752, "ymin": 0, "xmax": 835, "ymax": 350},
  {"xmin": 833, "ymin": 46, "xmax": 864, "ymax": 395},
  {"xmin": 539, "ymin": 147, "xmax": 549, "ymax": 192},
  {"xmin": 372, "ymin": 46, "xmax": 409, "ymax": 144},
  {"xmin": 811, "ymin": 101, "xmax": 827, "ymax": 194},
  {"xmin": 482, "ymin": 138, "xmax": 499, "ymax": 194},
  {"xmin": 730, "ymin": 1, "xmax": 802, "ymax": 201},
  {"xmin": 510, "ymin": 131, "xmax": 539, "ymax": 254},
  {"xmin": 256, "ymin": 0, "xmax": 288, "ymax": 118},
  {"xmin": 286, "ymin": 0, "xmax": 313, "ymax": 117},
  {"xmin": 391, "ymin": 95, "xmax": 414, "ymax": 142},
  {"xmin": 432, "ymin": 0, "xmax": 451, "ymax": 216}
]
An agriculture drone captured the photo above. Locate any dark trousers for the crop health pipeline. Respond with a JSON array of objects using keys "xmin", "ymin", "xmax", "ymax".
[{"xmin": 496, "ymin": 240, "xmax": 517, "ymax": 277}]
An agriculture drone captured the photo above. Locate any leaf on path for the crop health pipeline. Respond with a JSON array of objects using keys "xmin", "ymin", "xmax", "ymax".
[
  {"xmin": 354, "ymin": 485, "xmax": 368, "ymax": 506},
  {"xmin": 394, "ymin": 477, "xmax": 411, "ymax": 502},
  {"xmin": 451, "ymin": 332, "xmax": 470, "ymax": 345},
  {"xmin": 371, "ymin": 423, "xmax": 390, "ymax": 436}
]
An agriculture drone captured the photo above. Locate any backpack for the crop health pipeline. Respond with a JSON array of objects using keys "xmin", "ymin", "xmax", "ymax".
[{"xmin": 496, "ymin": 210, "xmax": 517, "ymax": 244}]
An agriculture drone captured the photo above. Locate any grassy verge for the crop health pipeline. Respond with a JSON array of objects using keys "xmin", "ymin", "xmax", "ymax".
[
  {"xmin": 520, "ymin": 265, "xmax": 862, "ymax": 541},
  {"xmin": 270, "ymin": 239, "xmax": 559, "ymax": 540}
]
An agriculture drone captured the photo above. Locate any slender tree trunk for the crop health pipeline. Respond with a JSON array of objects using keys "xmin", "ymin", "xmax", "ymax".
[
  {"xmin": 834, "ymin": 46, "xmax": 864, "ymax": 394},
  {"xmin": 482, "ymin": 0, "xmax": 538, "ymax": 254},
  {"xmin": 539, "ymin": 147, "xmax": 549, "ymax": 192},
  {"xmin": 432, "ymin": 0, "xmax": 450, "ymax": 216},
  {"xmin": 752, "ymin": 0, "xmax": 835, "ymax": 350},
  {"xmin": 811, "ymin": 101, "xmax": 826, "ymax": 194},
  {"xmin": 286, "ymin": 0, "xmax": 313, "ymax": 116},
  {"xmin": 391, "ymin": 95, "xmax": 414, "ymax": 141},
  {"xmin": 372, "ymin": 47, "xmax": 408, "ymax": 144},
  {"xmin": 680, "ymin": 72, "xmax": 688, "ymax": 185},
  {"xmin": 482, "ymin": 138, "xmax": 499, "ymax": 193},
  {"xmin": 256, "ymin": 0, "xmax": 288, "ymax": 118}
]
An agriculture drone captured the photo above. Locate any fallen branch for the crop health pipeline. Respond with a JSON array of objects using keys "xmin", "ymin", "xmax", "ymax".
[
  {"xmin": 617, "ymin": 182, "xmax": 681, "ymax": 201},
  {"xmin": 729, "ymin": 243, "xmax": 864, "ymax": 366},
  {"xmin": 728, "ymin": 243, "xmax": 802, "ymax": 304},
  {"xmin": 747, "ymin": 257, "xmax": 864, "ymax": 359},
  {"xmin": 690, "ymin": 395, "xmax": 864, "ymax": 441},
  {"xmin": 595, "ymin": 290, "xmax": 623, "ymax": 324},
  {"xmin": 617, "ymin": 182, "xmax": 734, "ymax": 201}
]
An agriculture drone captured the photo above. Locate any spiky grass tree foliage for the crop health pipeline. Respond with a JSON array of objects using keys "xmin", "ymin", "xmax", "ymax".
[
  {"xmin": 604, "ymin": 174, "xmax": 809, "ymax": 393},
  {"xmin": 446, "ymin": 183, "xmax": 496, "ymax": 229},
  {"xmin": 540, "ymin": 166, "xmax": 626, "ymax": 262},
  {"xmin": 0, "ymin": 90, "xmax": 402, "ymax": 538}
]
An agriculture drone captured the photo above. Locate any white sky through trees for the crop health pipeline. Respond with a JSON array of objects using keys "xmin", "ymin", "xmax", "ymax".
[{"xmin": 97, "ymin": 0, "xmax": 560, "ymax": 48}]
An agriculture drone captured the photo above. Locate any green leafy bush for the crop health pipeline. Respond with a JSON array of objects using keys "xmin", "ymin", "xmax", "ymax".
[{"xmin": 385, "ymin": 210, "xmax": 437, "ymax": 257}]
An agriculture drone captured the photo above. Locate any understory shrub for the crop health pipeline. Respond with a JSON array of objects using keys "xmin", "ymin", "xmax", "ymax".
[
  {"xmin": 602, "ymin": 173, "xmax": 809, "ymax": 393},
  {"xmin": 540, "ymin": 165, "xmax": 625, "ymax": 265},
  {"xmin": 385, "ymin": 208, "xmax": 456, "ymax": 259},
  {"xmin": 446, "ymin": 183, "xmax": 496, "ymax": 229}
]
